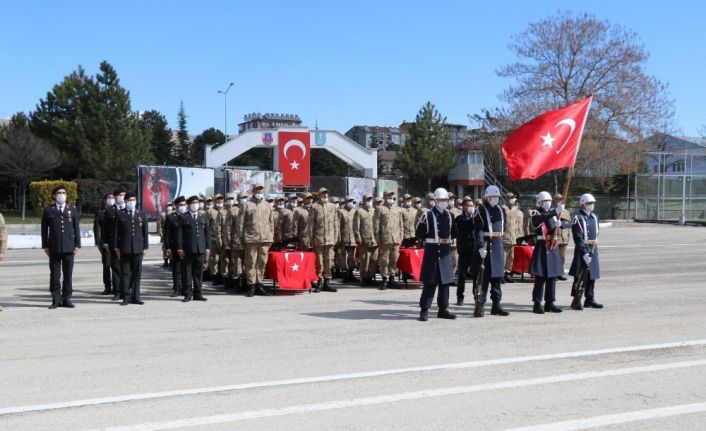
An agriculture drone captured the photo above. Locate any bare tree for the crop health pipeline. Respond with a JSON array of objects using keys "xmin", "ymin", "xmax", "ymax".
[
  {"xmin": 494, "ymin": 11, "xmax": 675, "ymax": 192},
  {"xmin": 0, "ymin": 128, "xmax": 60, "ymax": 220}
]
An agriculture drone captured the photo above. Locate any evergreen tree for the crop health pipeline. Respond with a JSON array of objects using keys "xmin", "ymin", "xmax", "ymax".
[
  {"xmin": 192, "ymin": 127, "xmax": 225, "ymax": 165},
  {"xmin": 139, "ymin": 110, "xmax": 174, "ymax": 164},
  {"xmin": 174, "ymin": 101, "xmax": 191, "ymax": 165}
]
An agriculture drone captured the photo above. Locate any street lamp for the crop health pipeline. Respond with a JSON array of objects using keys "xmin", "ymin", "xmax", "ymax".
[{"xmin": 217, "ymin": 82, "xmax": 234, "ymax": 142}]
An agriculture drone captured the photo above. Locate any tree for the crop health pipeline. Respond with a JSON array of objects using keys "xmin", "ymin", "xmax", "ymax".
[
  {"xmin": 0, "ymin": 114, "xmax": 60, "ymax": 220},
  {"xmin": 30, "ymin": 61, "xmax": 151, "ymax": 181},
  {"xmin": 495, "ymin": 12, "xmax": 675, "ymax": 192},
  {"xmin": 139, "ymin": 110, "xmax": 174, "ymax": 164},
  {"xmin": 192, "ymin": 127, "xmax": 226, "ymax": 165},
  {"xmin": 395, "ymin": 102, "xmax": 454, "ymax": 194},
  {"xmin": 173, "ymin": 101, "xmax": 191, "ymax": 165}
]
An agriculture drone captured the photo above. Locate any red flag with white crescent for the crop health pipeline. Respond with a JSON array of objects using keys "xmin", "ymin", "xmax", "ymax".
[
  {"xmin": 278, "ymin": 131, "xmax": 311, "ymax": 186},
  {"xmin": 501, "ymin": 97, "xmax": 592, "ymax": 180}
]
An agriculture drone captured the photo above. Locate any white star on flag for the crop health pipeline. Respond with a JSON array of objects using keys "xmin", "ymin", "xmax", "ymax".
[
  {"xmin": 291, "ymin": 263, "xmax": 299, "ymax": 271},
  {"xmin": 540, "ymin": 132, "xmax": 556, "ymax": 148},
  {"xmin": 290, "ymin": 160, "xmax": 300, "ymax": 170}
]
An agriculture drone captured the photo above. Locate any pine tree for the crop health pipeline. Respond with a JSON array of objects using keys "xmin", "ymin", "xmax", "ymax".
[
  {"xmin": 139, "ymin": 110, "xmax": 174, "ymax": 164},
  {"xmin": 175, "ymin": 101, "xmax": 191, "ymax": 165},
  {"xmin": 192, "ymin": 127, "xmax": 225, "ymax": 165}
]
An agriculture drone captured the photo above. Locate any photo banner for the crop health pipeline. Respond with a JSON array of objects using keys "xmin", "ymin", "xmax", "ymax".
[{"xmin": 137, "ymin": 166, "xmax": 214, "ymax": 219}]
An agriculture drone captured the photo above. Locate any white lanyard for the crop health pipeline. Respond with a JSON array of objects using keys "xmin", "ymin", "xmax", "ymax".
[{"xmin": 483, "ymin": 204, "xmax": 503, "ymax": 233}]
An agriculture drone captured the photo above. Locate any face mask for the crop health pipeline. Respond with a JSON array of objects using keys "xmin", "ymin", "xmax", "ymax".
[
  {"xmin": 205, "ymin": 204, "xmax": 212, "ymax": 210},
  {"xmin": 321, "ymin": 197, "xmax": 328, "ymax": 203},
  {"xmin": 190, "ymin": 203, "xmax": 199, "ymax": 213},
  {"xmin": 106, "ymin": 198, "xmax": 115, "ymax": 207},
  {"xmin": 255, "ymin": 193, "xmax": 264, "ymax": 200},
  {"xmin": 365, "ymin": 201, "xmax": 373, "ymax": 209},
  {"xmin": 386, "ymin": 199, "xmax": 394, "ymax": 205},
  {"xmin": 346, "ymin": 202, "xmax": 354, "ymax": 209},
  {"xmin": 166, "ymin": 206, "xmax": 173, "ymax": 214},
  {"xmin": 404, "ymin": 201, "xmax": 411, "ymax": 208},
  {"xmin": 55, "ymin": 193, "xmax": 67, "ymax": 204},
  {"xmin": 465, "ymin": 206, "xmax": 475, "ymax": 215},
  {"xmin": 215, "ymin": 202, "xmax": 224, "ymax": 209},
  {"xmin": 239, "ymin": 198, "xmax": 248, "ymax": 205},
  {"xmin": 585, "ymin": 203, "xmax": 595, "ymax": 213},
  {"xmin": 178, "ymin": 205, "xmax": 188, "ymax": 214},
  {"xmin": 541, "ymin": 201, "xmax": 552, "ymax": 211},
  {"xmin": 116, "ymin": 195, "xmax": 125, "ymax": 205},
  {"xmin": 126, "ymin": 201, "xmax": 136, "ymax": 211},
  {"xmin": 488, "ymin": 197, "xmax": 499, "ymax": 207},
  {"xmin": 276, "ymin": 204, "xmax": 285, "ymax": 210},
  {"xmin": 198, "ymin": 203, "xmax": 204, "ymax": 210},
  {"xmin": 290, "ymin": 201, "xmax": 298, "ymax": 208},
  {"xmin": 226, "ymin": 199, "xmax": 234, "ymax": 206},
  {"xmin": 415, "ymin": 203, "xmax": 421, "ymax": 209},
  {"xmin": 436, "ymin": 201, "xmax": 448, "ymax": 211}
]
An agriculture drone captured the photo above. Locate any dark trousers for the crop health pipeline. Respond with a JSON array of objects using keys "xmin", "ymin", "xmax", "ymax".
[
  {"xmin": 419, "ymin": 283, "xmax": 450, "ymax": 311},
  {"xmin": 182, "ymin": 253, "xmax": 205, "ymax": 299},
  {"xmin": 120, "ymin": 253, "xmax": 144, "ymax": 302},
  {"xmin": 110, "ymin": 250, "xmax": 123, "ymax": 296},
  {"xmin": 171, "ymin": 254, "xmax": 183, "ymax": 294},
  {"xmin": 100, "ymin": 248, "xmax": 112, "ymax": 290},
  {"xmin": 573, "ymin": 276, "xmax": 596, "ymax": 299},
  {"xmin": 532, "ymin": 276, "xmax": 556, "ymax": 303},
  {"xmin": 479, "ymin": 269, "xmax": 502, "ymax": 304},
  {"xmin": 456, "ymin": 253, "xmax": 473, "ymax": 298},
  {"xmin": 49, "ymin": 252, "xmax": 74, "ymax": 304}
]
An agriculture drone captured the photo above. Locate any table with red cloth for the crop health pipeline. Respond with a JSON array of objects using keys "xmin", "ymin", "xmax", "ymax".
[
  {"xmin": 265, "ymin": 251, "xmax": 319, "ymax": 291},
  {"xmin": 511, "ymin": 244, "xmax": 534, "ymax": 275},
  {"xmin": 396, "ymin": 247, "xmax": 424, "ymax": 282}
]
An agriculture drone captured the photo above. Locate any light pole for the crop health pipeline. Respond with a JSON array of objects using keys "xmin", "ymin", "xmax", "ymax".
[{"xmin": 217, "ymin": 82, "xmax": 234, "ymax": 142}]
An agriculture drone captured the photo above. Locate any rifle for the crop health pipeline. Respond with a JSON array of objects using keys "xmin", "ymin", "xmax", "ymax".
[
  {"xmin": 571, "ymin": 243, "xmax": 595, "ymax": 309},
  {"xmin": 473, "ymin": 238, "xmax": 491, "ymax": 317}
]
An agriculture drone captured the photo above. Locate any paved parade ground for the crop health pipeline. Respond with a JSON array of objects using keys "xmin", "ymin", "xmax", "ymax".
[{"xmin": 1, "ymin": 223, "xmax": 705, "ymax": 430}]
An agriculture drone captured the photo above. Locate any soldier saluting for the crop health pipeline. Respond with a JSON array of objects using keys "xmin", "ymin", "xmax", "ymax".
[
  {"xmin": 41, "ymin": 184, "xmax": 81, "ymax": 309},
  {"xmin": 417, "ymin": 188, "xmax": 457, "ymax": 322}
]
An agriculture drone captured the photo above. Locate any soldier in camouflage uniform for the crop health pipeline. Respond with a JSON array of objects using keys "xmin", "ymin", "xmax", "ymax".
[
  {"xmin": 373, "ymin": 190, "xmax": 404, "ymax": 290},
  {"xmin": 338, "ymin": 196, "xmax": 358, "ymax": 282},
  {"xmin": 502, "ymin": 192, "xmax": 525, "ymax": 284},
  {"xmin": 307, "ymin": 187, "xmax": 340, "ymax": 292}
]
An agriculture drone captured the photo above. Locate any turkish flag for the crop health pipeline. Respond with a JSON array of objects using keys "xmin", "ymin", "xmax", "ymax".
[
  {"xmin": 502, "ymin": 97, "xmax": 592, "ymax": 180},
  {"xmin": 265, "ymin": 251, "xmax": 318, "ymax": 290},
  {"xmin": 278, "ymin": 131, "xmax": 310, "ymax": 186},
  {"xmin": 397, "ymin": 248, "xmax": 424, "ymax": 282}
]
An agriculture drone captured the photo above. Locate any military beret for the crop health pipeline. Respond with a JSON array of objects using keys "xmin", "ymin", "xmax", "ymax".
[
  {"xmin": 52, "ymin": 184, "xmax": 67, "ymax": 195},
  {"xmin": 174, "ymin": 196, "xmax": 186, "ymax": 204},
  {"xmin": 187, "ymin": 195, "xmax": 200, "ymax": 204}
]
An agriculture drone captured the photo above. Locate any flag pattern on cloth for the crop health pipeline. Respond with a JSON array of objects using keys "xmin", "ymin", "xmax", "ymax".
[
  {"xmin": 396, "ymin": 248, "xmax": 424, "ymax": 282},
  {"xmin": 502, "ymin": 97, "xmax": 592, "ymax": 180},
  {"xmin": 265, "ymin": 251, "xmax": 319, "ymax": 290}
]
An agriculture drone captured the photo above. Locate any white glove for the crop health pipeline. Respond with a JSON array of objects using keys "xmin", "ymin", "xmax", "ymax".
[
  {"xmin": 479, "ymin": 248, "xmax": 488, "ymax": 259},
  {"xmin": 555, "ymin": 204, "xmax": 564, "ymax": 214},
  {"xmin": 583, "ymin": 254, "xmax": 592, "ymax": 265}
]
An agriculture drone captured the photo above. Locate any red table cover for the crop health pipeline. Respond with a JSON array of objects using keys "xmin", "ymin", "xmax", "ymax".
[
  {"xmin": 396, "ymin": 247, "xmax": 424, "ymax": 281},
  {"xmin": 511, "ymin": 245, "xmax": 534, "ymax": 274},
  {"xmin": 265, "ymin": 251, "xmax": 319, "ymax": 290}
]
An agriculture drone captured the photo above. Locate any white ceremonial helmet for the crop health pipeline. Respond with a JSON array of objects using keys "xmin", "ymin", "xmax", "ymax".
[
  {"xmin": 580, "ymin": 193, "xmax": 596, "ymax": 205},
  {"xmin": 433, "ymin": 187, "xmax": 449, "ymax": 200},
  {"xmin": 484, "ymin": 185, "xmax": 501, "ymax": 197},
  {"xmin": 536, "ymin": 191, "xmax": 552, "ymax": 203}
]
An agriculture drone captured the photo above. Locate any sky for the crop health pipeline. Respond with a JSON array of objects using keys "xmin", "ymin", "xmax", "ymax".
[{"xmin": 1, "ymin": 0, "xmax": 704, "ymax": 138}]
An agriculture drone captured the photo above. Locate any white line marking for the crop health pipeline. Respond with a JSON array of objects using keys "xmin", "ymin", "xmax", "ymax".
[
  {"xmin": 599, "ymin": 243, "xmax": 705, "ymax": 249},
  {"xmin": 6, "ymin": 259, "xmax": 163, "ymax": 264},
  {"xmin": 92, "ymin": 360, "xmax": 706, "ymax": 431},
  {"xmin": 505, "ymin": 401, "xmax": 706, "ymax": 430},
  {"xmin": 1, "ymin": 339, "xmax": 705, "ymax": 417}
]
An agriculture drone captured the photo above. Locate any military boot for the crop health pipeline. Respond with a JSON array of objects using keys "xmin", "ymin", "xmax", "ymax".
[
  {"xmin": 456, "ymin": 295, "xmax": 464, "ymax": 306},
  {"xmin": 533, "ymin": 302, "xmax": 545, "ymax": 314},
  {"xmin": 504, "ymin": 272, "xmax": 515, "ymax": 284},
  {"xmin": 544, "ymin": 302, "xmax": 562, "ymax": 313},
  {"xmin": 584, "ymin": 298, "xmax": 603, "ymax": 308},
  {"xmin": 314, "ymin": 278, "xmax": 322, "ymax": 293},
  {"xmin": 490, "ymin": 303, "xmax": 509, "ymax": 316},
  {"xmin": 571, "ymin": 295, "xmax": 583, "ymax": 310},
  {"xmin": 379, "ymin": 276, "xmax": 387, "ymax": 290},
  {"xmin": 419, "ymin": 310, "xmax": 428, "ymax": 321},
  {"xmin": 437, "ymin": 308, "xmax": 457, "ymax": 320},
  {"xmin": 322, "ymin": 278, "xmax": 337, "ymax": 292},
  {"xmin": 348, "ymin": 270, "xmax": 359, "ymax": 282},
  {"xmin": 246, "ymin": 284, "xmax": 255, "ymax": 297}
]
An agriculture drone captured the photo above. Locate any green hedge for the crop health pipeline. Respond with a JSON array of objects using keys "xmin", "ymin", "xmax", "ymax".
[{"xmin": 29, "ymin": 180, "xmax": 78, "ymax": 216}]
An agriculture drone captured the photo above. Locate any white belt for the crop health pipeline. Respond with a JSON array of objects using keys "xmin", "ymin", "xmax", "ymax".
[
  {"xmin": 425, "ymin": 239, "xmax": 451, "ymax": 244},
  {"xmin": 536, "ymin": 235, "xmax": 546, "ymax": 240}
]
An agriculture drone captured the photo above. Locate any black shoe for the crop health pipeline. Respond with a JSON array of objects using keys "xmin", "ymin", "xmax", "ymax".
[
  {"xmin": 380, "ymin": 276, "xmax": 388, "ymax": 290},
  {"xmin": 48, "ymin": 303, "xmax": 60, "ymax": 309},
  {"xmin": 504, "ymin": 273, "xmax": 515, "ymax": 284},
  {"xmin": 322, "ymin": 278, "xmax": 337, "ymax": 292},
  {"xmin": 348, "ymin": 271, "xmax": 359, "ymax": 282},
  {"xmin": 246, "ymin": 285, "xmax": 255, "ymax": 297},
  {"xmin": 437, "ymin": 308, "xmax": 457, "ymax": 320},
  {"xmin": 557, "ymin": 275, "xmax": 567, "ymax": 281},
  {"xmin": 491, "ymin": 304, "xmax": 509, "ymax": 316},
  {"xmin": 255, "ymin": 284, "xmax": 271, "ymax": 296},
  {"xmin": 533, "ymin": 302, "xmax": 545, "ymax": 314},
  {"xmin": 102, "ymin": 288, "xmax": 112, "ymax": 295},
  {"xmin": 584, "ymin": 298, "xmax": 604, "ymax": 309},
  {"xmin": 170, "ymin": 290, "xmax": 179, "ymax": 298},
  {"xmin": 112, "ymin": 294, "xmax": 120, "ymax": 301},
  {"xmin": 314, "ymin": 278, "xmax": 322, "ymax": 293},
  {"xmin": 131, "ymin": 300, "xmax": 145, "ymax": 305},
  {"xmin": 544, "ymin": 302, "xmax": 562, "ymax": 313},
  {"xmin": 60, "ymin": 300, "xmax": 75, "ymax": 308},
  {"xmin": 182, "ymin": 297, "xmax": 192, "ymax": 303},
  {"xmin": 571, "ymin": 296, "xmax": 583, "ymax": 310},
  {"xmin": 194, "ymin": 296, "xmax": 208, "ymax": 301},
  {"xmin": 456, "ymin": 295, "xmax": 464, "ymax": 306},
  {"xmin": 419, "ymin": 310, "xmax": 428, "ymax": 321},
  {"xmin": 120, "ymin": 300, "xmax": 129, "ymax": 306},
  {"xmin": 163, "ymin": 260, "xmax": 169, "ymax": 268}
]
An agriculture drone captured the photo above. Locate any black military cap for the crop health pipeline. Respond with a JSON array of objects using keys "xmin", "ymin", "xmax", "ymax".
[
  {"xmin": 125, "ymin": 192, "xmax": 136, "ymax": 200},
  {"xmin": 103, "ymin": 193, "xmax": 114, "ymax": 199},
  {"xmin": 187, "ymin": 195, "xmax": 200, "ymax": 204},
  {"xmin": 113, "ymin": 185, "xmax": 126, "ymax": 195},
  {"xmin": 51, "ymin": 184, "xmax": 67, "ymax": 195},
  {"xmin": 174, "ymin": 196, "xmax": 186, "ymax": 204}
]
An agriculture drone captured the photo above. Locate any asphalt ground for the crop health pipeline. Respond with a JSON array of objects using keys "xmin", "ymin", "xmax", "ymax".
[{"xmin": 1, "ymin": 223, "xmax": 705, "ymax": 430}]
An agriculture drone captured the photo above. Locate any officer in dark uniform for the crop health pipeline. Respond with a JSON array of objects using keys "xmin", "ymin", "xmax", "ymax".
[
  {"xmin": 41, "ymin": 184, "xmax": 81, "ymax": 309},
  {"xmin": 569, "ymin": 193, "xmax": 603, "ymax": 310},
  {"xmin": 102, "ymin": 187, "xmax": 127, "ymax": 301},
  {"xmin": 94, "ymin": 193, "xmax": 114, "ymax": 295},
  {"xmin": 529, "ymin": 191, "xmax": 570, "ymax": 314},
  {"xmin": 454, "ymin": 196, "xmax": 476, "ymax": 306},
  {"xmin": 473, "ymin": 185, "xmax": 509, "ymax": 317},
  {"xmin": 113, "ymin": 192, "xmax": 149, "ymax": 306},
  {"xmin": 178, "ymin": 195, "xmax": 211, "ymax": 302},
  {"xmin": 165, "ymin": 196, "xmax": 185, "ymax": 297},
  {"xmin": 417, "ymin": 188, "xmax": 457, "ymax": 321}
]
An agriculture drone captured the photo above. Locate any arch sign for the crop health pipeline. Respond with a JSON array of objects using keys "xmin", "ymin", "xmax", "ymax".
[{"xmin": 278, "ymin": 131, "xmax": 311, "ymax": 186}]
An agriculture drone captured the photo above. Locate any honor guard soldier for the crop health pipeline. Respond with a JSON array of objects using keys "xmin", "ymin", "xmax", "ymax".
[
  {"xmin": 178, "ymin": 195, "xmax": 211, "ymax": 302},
  {"xmin": 447, "ymin": 192, "xmax": 462, "ymax": 285},
  {"xmin": 569, "ymin": 193, "xmax": 603, "ymax": 309},
  {"xmin": 338, "ymin": 196, "xmax": 358, "ymax": 282},
  {"xmin": 307, "ymin": 187, "xmax": 340, "ymax": 292},
  {"xmin": 553, "ymin": 193, "xmax": 572, "ymax": 280},
  {"xmin": 502, "ymin": 192, "xmax": 525, "ymax": 283},
  {"xmin": 113, "ymin": 192, "xmax": 149, "ymax": 306},
  {"xmin": 473, "ymin": 185, "xmax": 509, "ymax": 317},
  {"xmin": 165, "ymin": 197, "xmax": 185, "ymax": 297},
  {"xmin": 94, "ymin": 193, "xmax": 115, "ymax": 295},
  {"xmin": 293, "ymin": 193, "xmax": 313, "ymax": 250},
  {"xmin": 354, "ymin": 193, "xmax": 377, "ymax": 286},
  {"xmin": 417, "ymin": 188, "xmax": 457, "ymax": 321},
  {"xmin": 373, "ymin": 190, "xmax": 404, "ymax": 289},
  {"xmin": 41, "ymin": 184, "xmax": 81, "ymax": 309},
  {"xmin": 529, "ymin": 191, "xmax": 569, "ymax": 314},
  {"xmin": 241, "ymin": 185, "xmax": 274, "ymax": 297},
  {"xmin": 454, "ymin": 196, "xmax": 476, "ymax": 305}
]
